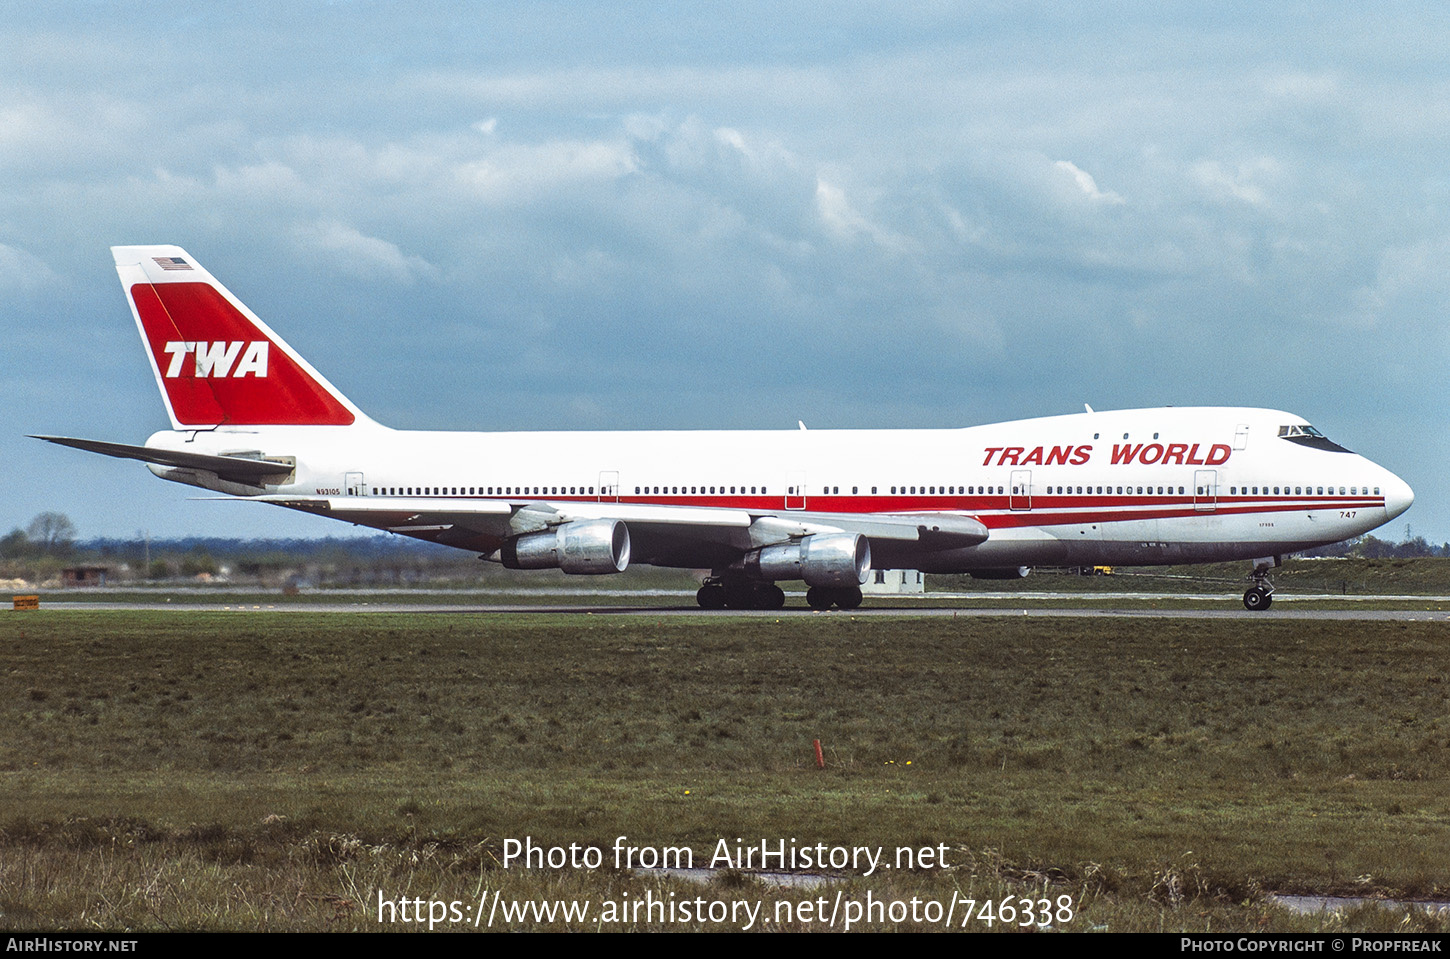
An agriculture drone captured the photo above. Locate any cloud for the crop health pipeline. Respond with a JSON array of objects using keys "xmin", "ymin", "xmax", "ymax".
[
  {"xmin": 290, "ymin": 221, "xmax": 439, "ymax": 284},
  {"xmin": 0, "ymin": 243, "xmax": 59, "ymax": 292},
  {"xmin": 2, "ymin": 4, "xmax": 1448, "ymax": 540},
  {"xmin": 1189, "ymin": 158, "xmax": 1280, "ymax": 207},
  {"xmin": 1053, "ymin": 160, "xmax": 1124, "ymax": 205},
  {"xmin": 814, "ymin": 178, "xmax": 913, "ymax": 252},
  {"xmin": 814, "ymin": 179, "xmax": 872, "ymax": 240},
  {"xmin": 453, "ymin": 139, "xmax": 637, "ymax": 203},
  {"xmin": 412, "ymin": 64, "xmax": 840, "ymax": 116},
  {"xmin": 1342, "ymin": 235, "xmax": 1450, "ymax": 333},
  {"xmin": 213, "ymin": 160, "xmax": 306, "ymax": 200}
]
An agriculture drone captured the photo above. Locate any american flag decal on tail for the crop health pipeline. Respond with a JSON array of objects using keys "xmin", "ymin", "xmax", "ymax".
[{"xmin": 152, "ymin": 256, "xmax": 192, "ymax": 271}]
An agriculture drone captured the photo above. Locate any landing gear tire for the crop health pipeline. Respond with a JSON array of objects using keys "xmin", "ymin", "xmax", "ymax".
[
  {"xmin": 696, "ymin": 584, "xmax": 727, "ymax": 609},
  {"xmin": 1243, "ymin": 586, "xmax": 1272, "ymax": 612},
  {"xmin": 806, "ymin": 585, "xmax": 864, "ymax": 610},
  {"xmin": 715, "ymin": 578, "xmax": 785, "ymax": 610},
  {"xmin": 724, "ymin": 581, "xmax": 756, "ymax": 609}
]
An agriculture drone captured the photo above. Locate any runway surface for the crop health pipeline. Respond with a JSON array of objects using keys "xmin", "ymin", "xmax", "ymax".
[{"xmin": 26, "ymin": 598, "xmax": 1450, "ymax": 621}]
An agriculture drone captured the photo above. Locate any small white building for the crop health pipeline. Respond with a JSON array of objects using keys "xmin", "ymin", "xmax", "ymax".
[{"xmin": 862, "ymin": 568, "xmax": 925, "ymax": 594}]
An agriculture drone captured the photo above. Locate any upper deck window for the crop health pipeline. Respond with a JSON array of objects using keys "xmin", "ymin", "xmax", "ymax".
[{"xmin": 1278, "ymin": 424, "xmax": 1352, "ymax": 453}]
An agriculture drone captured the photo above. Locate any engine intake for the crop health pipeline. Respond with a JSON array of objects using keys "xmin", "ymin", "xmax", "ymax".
[
  {"xmin": 744, "ymin": 532, "xmax": 871, "ymax": 587},
  {"xmin": 500, "ymin": 519, "xmax": 631, "ymax": 574}
]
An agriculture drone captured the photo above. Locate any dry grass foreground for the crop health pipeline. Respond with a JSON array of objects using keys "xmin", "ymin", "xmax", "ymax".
[{"xmin": 2, "ymin": 609, "xmax": 1448, "ymax": 932}]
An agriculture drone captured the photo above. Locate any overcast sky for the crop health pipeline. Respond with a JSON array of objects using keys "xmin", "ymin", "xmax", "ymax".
[{"xmin": 3, "ymin": 2, "xmax": 1445, "ymax": 546}]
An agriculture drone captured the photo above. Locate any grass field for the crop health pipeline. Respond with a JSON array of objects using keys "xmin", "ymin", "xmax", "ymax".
[{"xmin": 2, "ymin": 609, "xmax": 1449, "ymax": 932}]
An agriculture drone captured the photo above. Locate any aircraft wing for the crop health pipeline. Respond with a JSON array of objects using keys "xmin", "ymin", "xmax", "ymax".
[
  {"xmin": 31, "ymin": 435, "xmax": 295, "ymax": 485},
  {"xmin": 249, "ymin": 494, "xmax": 989, "ymax": 565},
  {"xmin": 37, "ymin": 427, "xmax": 990, "ymax": 565}
]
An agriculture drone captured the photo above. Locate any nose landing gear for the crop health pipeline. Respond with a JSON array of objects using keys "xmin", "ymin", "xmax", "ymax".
[
  {"xmin": 1243, "ymin": 585, "xmax": 1273, "ymax": 611},
  {"xmin": 1242, "ymin": 561, "xmax": 1276, "ymax": 611}
]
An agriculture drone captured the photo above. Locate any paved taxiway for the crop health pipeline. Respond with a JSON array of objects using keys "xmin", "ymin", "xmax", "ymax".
[
  {"xmin": 28, "ymin": 600, "xmax": 1450, "ymax": 621},
  {"xmin": 16, "ymin": 584, "xmax": 1450, "ymax": 620}
]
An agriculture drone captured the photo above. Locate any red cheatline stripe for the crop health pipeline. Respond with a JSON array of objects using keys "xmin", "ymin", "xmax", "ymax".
[{"xmin": 352, "ymin": 490, "xmax": 1384, "ymax": 528}]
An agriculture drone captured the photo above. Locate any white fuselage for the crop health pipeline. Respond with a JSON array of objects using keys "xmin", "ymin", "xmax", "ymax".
[{"xmin": 146, "ymin": 405, "xmax": 1413, "ymax": 572}]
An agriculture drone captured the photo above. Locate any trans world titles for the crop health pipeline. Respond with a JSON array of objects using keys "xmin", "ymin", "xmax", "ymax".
[{"xmin": 979, "ymin": 442, "xmax": 1232, "ymax": 468}]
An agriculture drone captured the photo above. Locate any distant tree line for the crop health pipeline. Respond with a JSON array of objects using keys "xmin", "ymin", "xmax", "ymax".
[
  {"xmin": 2, "ymin": 510, "xmax": 1446, "ymax": 587},
  {"xmin": 0, "ymin": 512, "xmax": 481, "ymax": 586},
  {"xmin": 1, "ymin": 512, "xmax": 684, "ymax": 588},
  {"xmin": 1300, "ymin": 527, "xmax": 1448, "ymax": 560},
  {"xmin": 1, "ymin": 512, "xmax": 78, "ymax": 560}
]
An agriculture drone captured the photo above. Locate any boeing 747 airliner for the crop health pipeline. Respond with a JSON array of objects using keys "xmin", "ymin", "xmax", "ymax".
[{"xmin": 34, "ymin": 246, "xmax": 1414, "ymax": 611}]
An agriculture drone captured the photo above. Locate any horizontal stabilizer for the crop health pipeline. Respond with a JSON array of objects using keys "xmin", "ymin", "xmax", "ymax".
[{"xmin": 30, "ymin": 435, "xmax": 294, "ymax": 485}]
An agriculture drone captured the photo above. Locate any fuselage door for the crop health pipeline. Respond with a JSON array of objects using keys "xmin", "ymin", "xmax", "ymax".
[
  {"xmin": 1194, "ymin": 470, "xmax": 1217, "ymax": 512},
  {"xmin": 1010, "ymin": 470, "xmax": 1032, "ymax": 510},
  {"xmin": 345, "ymin": 471, "xmax": 366, "ymax": 496},
  {"xmin": 786, "ymin": 471, "xmax": 806, "ymax": 510},
  {"xmin": 598, "ymin": 471, "xmax": 620, "ymax": 502}
]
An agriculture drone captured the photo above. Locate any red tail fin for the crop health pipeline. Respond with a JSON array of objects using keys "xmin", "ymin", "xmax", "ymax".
[{"xmin": 113, "ymin": 246, "xmax": 363, "ymax": 430}]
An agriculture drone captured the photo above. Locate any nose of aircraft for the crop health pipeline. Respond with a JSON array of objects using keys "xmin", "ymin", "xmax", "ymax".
[{"xmin": 1383, "ymin": 471, "xmax": 1414, "ymax": 521}]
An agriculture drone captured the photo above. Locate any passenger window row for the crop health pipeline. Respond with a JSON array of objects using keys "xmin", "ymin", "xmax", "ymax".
[
  {"xmin": 373, "ymin": 486, "xmax": 598, "ymax": 496},
  {"xmin": 1227, "ymin": 485, "xmax": 1379, "ymax": 496},
  {"xmin": 362, "ymin": 482, "xmax": 1379, "ymax": 500}
]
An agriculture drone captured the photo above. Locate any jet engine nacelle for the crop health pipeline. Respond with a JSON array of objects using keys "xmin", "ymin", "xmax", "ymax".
[
  {"xmin": 500, "ymin": 519, "xmax": 631, "ymax": 574},
  {"xmin": 745, "ymin": 532, "xmax": 871, "ymax": 587}
]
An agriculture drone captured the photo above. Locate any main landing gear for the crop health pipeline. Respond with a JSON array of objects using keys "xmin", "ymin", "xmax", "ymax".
[
  {"xmin": 806, "ymin": 586, "xmax": 863, "ymax": 611},
  {"xmin": 696, "ymin": 577, "xmax": 785, "ymax": 610},
  {"xmin": 696, "ymin": 577, "xmax": 863, "ymax": 610},
  {"xmin": 1243, "ymin": 563, "xmax": 1275, "ymax": 611}
]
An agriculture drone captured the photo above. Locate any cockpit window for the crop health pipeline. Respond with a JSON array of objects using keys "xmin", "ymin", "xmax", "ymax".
[{"xmin": 1278, "ymin": 424, "xmax": 1352, "ymax": 453}]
